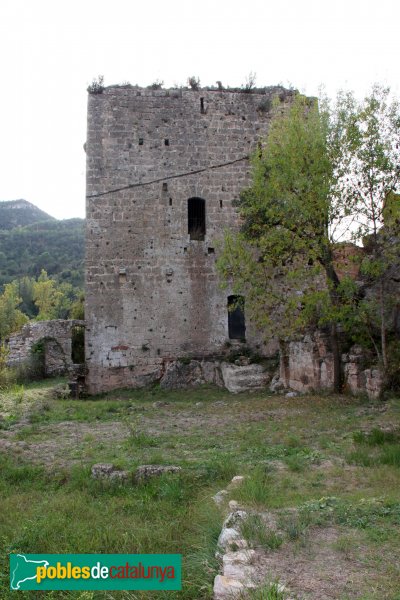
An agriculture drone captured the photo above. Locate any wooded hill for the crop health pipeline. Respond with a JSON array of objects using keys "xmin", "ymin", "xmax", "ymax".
[{"xmin": 0, "ymin": 200, "xmax": 84, "ymax": 289}]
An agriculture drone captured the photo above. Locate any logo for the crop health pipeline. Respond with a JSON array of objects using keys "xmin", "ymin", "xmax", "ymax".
[{"xmin": 10, "ymin": 554, "xmax": 181, "ymax": 591}]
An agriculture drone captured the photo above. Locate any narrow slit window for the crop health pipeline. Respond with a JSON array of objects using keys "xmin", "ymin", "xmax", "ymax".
[
  {"xmin": 228, "ymin": 295, "xmax": 246, "ymax": 340},
  {"xmin": 71, "ymin": 325, "xmax": 85, "ymax": 364},
  {"xmin": 200, "ymin": 98, "xmax": 205, "ymax": 114},
  {"xmin": 188, "ymin": 197, "xmax": 206, "ymax": 240}
]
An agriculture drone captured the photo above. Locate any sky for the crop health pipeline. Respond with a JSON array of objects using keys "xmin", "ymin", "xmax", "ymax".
[{"xmin": 0, "ymin": 0, "xmax": 399, "ymax": 220}]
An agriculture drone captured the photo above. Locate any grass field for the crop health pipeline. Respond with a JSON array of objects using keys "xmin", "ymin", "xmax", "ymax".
[{"xmin": 0, "ymin": 379, "xmax": 399, "ymax": 599}]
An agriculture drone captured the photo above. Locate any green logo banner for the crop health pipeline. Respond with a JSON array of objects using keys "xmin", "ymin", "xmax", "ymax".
[{"xmin": 10, "ymin": 554, "xmax": 181, "ymax": 591}]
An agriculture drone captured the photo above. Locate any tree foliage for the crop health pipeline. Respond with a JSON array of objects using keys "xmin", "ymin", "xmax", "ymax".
[
  {"xmin": 0, "ymin": 282, "xmax": 28, "ymax": 341},
  {"xmin": 218, "ymin": 86, "xmax": 400, "ymax": 388}
]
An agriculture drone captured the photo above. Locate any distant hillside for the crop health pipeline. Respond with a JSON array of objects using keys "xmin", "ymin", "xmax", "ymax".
[
  {"xmin": 0, "ymin": 201, "xmax": 84, "ymax": 289},
  {"xmin": 0, "ymin": 199, "xmax": 55, "ymax": 230}
]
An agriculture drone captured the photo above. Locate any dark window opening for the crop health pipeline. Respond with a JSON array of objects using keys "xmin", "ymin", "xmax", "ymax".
[
  {"xmin": 228, "ymin": 295, "xmax": 246, "ymax": 340},
  {"xmin": 208, "ymin": 247, "xmax": 215, "ymax": 254},
  {"xmin": 200, "ymin": 98, "xmax": 205, "ymax": 114},
  {"xmin": 164, "ymin": 139, "xmax": 169, "ymax": 146},
  {"xmin": 162, "ymin": 182, "xmax": 168, "ymax": 192},
  {"xmin": 169, "ymin": 198, "xmax": 172, "ymax": 206},
  {"xmin": 188, "ymin": 197, "xmax": 206, "ymax": 240},
  {"xmin": 220, "ymin": 200, "xmax": 223, "ymax": 208},
  {"xmin": 71, "ymin": 326, "xmax": 85, "ymax": 364},
  {"xmin": 138, "ymin": 138, "xmax": 144, "ymax": 145}
]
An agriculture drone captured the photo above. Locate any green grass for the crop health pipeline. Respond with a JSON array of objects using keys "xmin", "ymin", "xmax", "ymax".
[
  {"xmin": 240, "ymin": 514, "xmax": 283, "ymax": 550},
  {"xmin": 0, "ymin": 379, "xmax": 400, "ymax": 598}
]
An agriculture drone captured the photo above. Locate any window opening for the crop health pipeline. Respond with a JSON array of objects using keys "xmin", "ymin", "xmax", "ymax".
[
  {"xmin": 188, "ymin": 197, "xmax": 206, "ymax": 240},
  {"xmin": 228, "ymin": 295, "xmax": 246, "ymax": 340}
]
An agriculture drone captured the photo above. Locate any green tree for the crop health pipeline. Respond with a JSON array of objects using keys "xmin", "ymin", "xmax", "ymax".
[
  {"xmin": 0, "ymin": 282, "xmax": 28, "ymax": 341},
  {"xmin": 218, "ymin": 93, "xmax": 348, "ymax": 390},
  {"xmin": 332, "ymin": 86, "xmax": 400, "ymax": 371},
  {"xmin": 218, "ymin": 87, "xmax": 400, "ymax": 389},
  {"xmin": 33, "ymin": 269, "xmax": 63, "ymax": 320}
]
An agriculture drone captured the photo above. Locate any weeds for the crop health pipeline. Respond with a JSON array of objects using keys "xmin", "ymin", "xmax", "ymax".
[{"xmin": 240, "ymin": 514, "xmax": 283, "ymax": 550}]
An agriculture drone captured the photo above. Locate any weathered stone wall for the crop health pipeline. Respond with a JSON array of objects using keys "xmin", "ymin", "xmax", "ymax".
[
  {"xmin": 7, "ymin": 320, "xmax": 85, "ymax": 376},
  {"xmin": 279, "ymin": 332, "xmax": 384, "ymax": 399},
  {"xmin": 85, "ymin": 86, "xmax": 295, "ymax": 393}
]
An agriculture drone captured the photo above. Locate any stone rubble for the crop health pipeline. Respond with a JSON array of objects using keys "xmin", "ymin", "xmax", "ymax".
[
  {"xmin": 91, "ymin": 463, "xmax": 129, "ymax": 482},
  {"xmin": 134, "ymin": 464, "xmax": 181, "ymax": 482}
]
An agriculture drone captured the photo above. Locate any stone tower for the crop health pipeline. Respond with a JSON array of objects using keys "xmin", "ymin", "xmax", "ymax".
[{"xmin": 85, "ymin": 85, "xmax": 295, "ymax": 393}]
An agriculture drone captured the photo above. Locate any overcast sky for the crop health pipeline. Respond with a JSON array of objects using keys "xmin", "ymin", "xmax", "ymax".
[{"xmin": 0, "ymin": 0, "xmax": 399, "ymax": 220}]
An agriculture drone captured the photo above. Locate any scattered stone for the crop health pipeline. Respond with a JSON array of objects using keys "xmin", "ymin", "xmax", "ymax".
[
  {"xmin": 230, "ymin": 475, "xmax": 245, "ymax": 486},
  {"xmin": 234, "ymin": 355, "xmax": 251, "ymax": 366},
  {"xmin": 213, "ymin": 575, "xmax": 246, "ymax": 599},
  {"xmin": 134, "ymin": 464, "xmax": 181, "ymax": 482},
  {"xmin": 91, "ymin": 463, "xmax": 128, "ymax": 482},
  {"xmin": 228, "ymin": 500, "xmax": 239, "ymax": 511},
  {"xmin": 213, "ymin": 490, "xmax": 228, "ymax": 505},
  {"xmin": 195, "ymin": 401, "xmax": 203, "ymax": 406},
  {"xmin": 49, "ymin": 384, "xmax": 71, "ymax": 399},
  {"xmin": 285, "ymin": 391, "xmax": 298, "ymax": 398},
  {"xmin": 269, "ymin": 372, "xmax": 285, "ymax": 393},
  {"xmin": 152, "ymin": 401, "xmax": 170, "ymax": 407}
]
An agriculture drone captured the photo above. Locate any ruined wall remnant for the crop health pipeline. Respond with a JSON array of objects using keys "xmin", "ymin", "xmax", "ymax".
[
  {"xmin": 7, "ymin": 320, "xmax": 85, "ymax": 376},
  {"xmin": 85, "ymin": 86, "xmax": 296, "ymax": 393},
  {"xmin": 278, "ymin": 333, "xmax": 384, "ymax": 399}
]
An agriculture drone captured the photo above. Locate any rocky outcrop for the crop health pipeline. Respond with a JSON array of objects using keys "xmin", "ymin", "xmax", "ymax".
[
  {"xmin": 278, "ymin": 333, "xmax": 383, "ymax": 399},
  {"xmin": 343, "ymin": 346, "xmax": 383, "ymax": 399},
  {"xmin": 221, "ymin": 363, "xmax": 270, "ymax": 394},
  {"xmin": 279, "ymin": 331, "xmax": 334, "ymax": 393}
]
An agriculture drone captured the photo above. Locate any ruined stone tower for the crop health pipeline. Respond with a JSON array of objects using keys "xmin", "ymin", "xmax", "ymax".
[{"xmin": 85, "ymin": 85, "xmax": 294, "ymax": 393}]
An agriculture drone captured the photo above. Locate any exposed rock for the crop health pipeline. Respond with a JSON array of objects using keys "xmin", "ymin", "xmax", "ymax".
[
  {"xmin": 343, "ymin": 348, "xmax": 383, "ymax": 399},
  {"xmin": 91, "ymin": 463, "xmax": 128, "ymax": 482},
  {"xmin": 134, "ymin": 464, "xmax": 181, "ymax": 482},
  {"xmin": 223, "ymin": 550, "xmax": 257, "ymax": 582},
  {"xmin": 285, "ymin": 391, "xmax": 298, "ymax": 398},
  {"xmin": 213, "ymin": 489, "xmax": 229, "ymax": 505},
  {"xmin": 228, "ymin": 475, "xmax": 245, "ymax": 488},
  {"xmin": 223, "ymin": 510, "xmax": 248, "ymax": 529},
  {"xmin": 281, "ymin": 332, "xmax": 384, "ymax": 399},
  {"xmin": 269, "ymin": 372, "xmax": 286, "ymax": 393},
  {"xmin": 213, "ymin": 575, "xmax": 246, "ymax": 599},
  {"xmin": 280, "ymin": 331, "xmax": 334, "ymax": 393},
  {"xmin": 228, "ymin": 500, "xmax": 239, "ymax": 511},
  {"xmin": 160, "ymin": 360, "xmax": 221, "ymax": 389},
  {"xmin": 234, "ymin": 356, "xmax": 251, "ymax": 366},
  {"xmin": 221, "ymin": 363, "xmax": 270, "ymax": 394},
  {"xmin": 217, "ymin": 528, "xmax": 248, "ymax": 552}
]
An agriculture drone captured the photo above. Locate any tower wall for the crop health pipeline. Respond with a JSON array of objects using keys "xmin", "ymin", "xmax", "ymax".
[{"xmin": 85, "ymin": 86, "xmax": 294, "ymax": 393}]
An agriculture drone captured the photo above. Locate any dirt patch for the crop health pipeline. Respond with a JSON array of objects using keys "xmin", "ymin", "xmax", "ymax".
[
  {"xmin": 0, "ymin": 421, "xmax": 129, "ymax": 468},
  {"xmin": 252, "ymin": 526, "xmax": 370, "ymax": 599}
]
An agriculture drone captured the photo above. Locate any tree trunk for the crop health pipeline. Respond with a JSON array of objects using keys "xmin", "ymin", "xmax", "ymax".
[
  {"xmin": 330, "ymin": 321, "xmax": 342, "ymax": 393},
  {"xmin": 379, "ymin": 280, "xmax": 388, "ymax": 371},
  {"xmin": 321, "ymin": 245, "xmax": 342, "ymax": 393}
]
